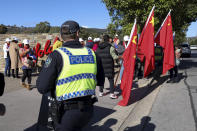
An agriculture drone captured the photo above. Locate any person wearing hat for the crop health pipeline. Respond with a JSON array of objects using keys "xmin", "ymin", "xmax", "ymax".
[
  {"xmin": 92, "ymin": 38, "xmax": 100, "ymax": 52},
  {"xmin": 9, "ymin": 37, "xmax": 21, "ymax": 78},
  {"xmin": 96, "ymin": 34, "xmax": 122, "ymax": 99},
  {"xmin": 85, "ymin": 36, "xmax": 94, "ymax": 49},
  {"xmin": 113, "ymin": 34, "xmax": 119, "ymax": 44},
  {"xmin": 3, "ymin": 38, "xmax": 11, "ymax": 77},
  {"xmin": 117, "ymin": 35, "xmax": 130, "ymax": 82},
  {"xmin": 36, "ymin": 20, "xmax": 104, "ymax": 130},
  {"xmin": 19, "ymin": 39, "xmax": 36, "ymax": 90},
  {"xmin": 123, "ymin": 35, "xmax": 129, "ymax": 48}
]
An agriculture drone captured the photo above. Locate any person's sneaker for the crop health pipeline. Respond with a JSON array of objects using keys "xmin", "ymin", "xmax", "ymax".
[
  {"xmin": 21, "ymin": 82, "xmax": 27, "ymax": 88},
  {"xmin": 26, "ymin": 84, "xmax": 31, "ymax": 90},
  {"xmin": 110, "ymin": 93, "xmax": 118, "ymax": 99},
  {"xmin": 99, "ymin": 92, "xmax": 104, "ymax": 97}
]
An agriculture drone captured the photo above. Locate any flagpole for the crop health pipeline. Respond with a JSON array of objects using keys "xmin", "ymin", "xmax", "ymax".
[
  {"xmin": 127, "ymin": 19, "xmax": 137, "ymax": 48},
  {"xmin": 138, "ymin": 5, "xmax": 155, "ymax": 45},
  {"xmin": 155, "ymin": 10, "xmax": 172, "ymax": 39},
  {"xmin": 145, "ymin": 5, "xmax": 155, "ymax": 28},
  {"xmin": 114, "ymin": 61, "xmax": 123, "ymax": 88}
]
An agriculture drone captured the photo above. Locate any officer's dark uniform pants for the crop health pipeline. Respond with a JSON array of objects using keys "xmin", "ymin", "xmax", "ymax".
[{"xmin": 56, "ymin": 105, "xmax": 94, "ymax": 131}]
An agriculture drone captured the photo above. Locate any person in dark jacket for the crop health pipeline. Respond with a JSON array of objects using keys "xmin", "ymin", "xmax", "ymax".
[
  {"xmin": 36, "ymin": 20, "xmax": 104, "ymax": 130},
  {"xmin": 85, "ymin": 36, "xmax": 94, "ymax": 49},
  {"xmin": 96, "ymin": 34, "xmax": 120, "ymax": 99}
]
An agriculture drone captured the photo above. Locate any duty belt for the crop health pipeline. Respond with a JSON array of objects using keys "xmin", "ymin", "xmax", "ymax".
[{"xmin": 62, "ymin": 97, "xmax": 98, "ymax": 111}]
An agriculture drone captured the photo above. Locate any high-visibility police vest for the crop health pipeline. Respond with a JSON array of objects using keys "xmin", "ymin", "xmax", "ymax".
[{"xmin": 55, "ymin": 47, "xmax": 97, "ymax": 101}]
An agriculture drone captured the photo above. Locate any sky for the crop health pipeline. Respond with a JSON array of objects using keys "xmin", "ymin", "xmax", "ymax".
[
  {"xmin": 0, "ymin": 0, "xmax": 111, "ymax": 28},
  {"xmin": 186, "ymin": 22, "xmax": 197, "ymax": 37},
  {"xmin": 0, "ymin": 0, "xmax": 196, "ymax": 37}
]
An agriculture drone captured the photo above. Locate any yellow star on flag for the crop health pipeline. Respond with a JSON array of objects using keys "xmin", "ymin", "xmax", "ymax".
[
  {"xmin": 132, "ymin": 36, "xmax": 137, "ymax": 44},
  {"xmin": 133, "ymin": 55, "xmax": 136, "ymax": 59},
  {"xmin": 168, "ymin": 19, "xmax": 171, "ymax": 26},
  {"xmin": 150, "ymin": 16, "xmax": 154, "ymax": 27}
]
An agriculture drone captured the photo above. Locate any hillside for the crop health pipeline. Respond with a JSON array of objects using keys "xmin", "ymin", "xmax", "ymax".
[{"xmin": 84, "ymin": 28, "xmax": 107, "ymax": 34}]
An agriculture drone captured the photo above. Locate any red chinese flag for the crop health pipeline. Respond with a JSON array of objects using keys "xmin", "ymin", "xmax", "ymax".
[
  {"xmin": 118, "ymin": 20, "xmax": 137, "ymax": 106},
  {"xmin": 155, "ymin": 12, "xmax": 175, "ymax": 74},
  {"xmin": 137, "ymin": 7, "xmax": 155, "ymax": 77}
]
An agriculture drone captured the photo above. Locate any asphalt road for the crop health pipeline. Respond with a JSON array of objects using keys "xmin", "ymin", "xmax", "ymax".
[
  {"xmin": 143, "ymin": 49, "xmax": 197, "ymax": 131},
  {"xmin": 181, "ymin": 50, "xmax": 197, "ymax": 131},
  {"xmin": 0, "ymin": 71, "xmax": 123, "ymax": 131},
  {"xmin": 1, "ymin": 50, "xmax": 197, "ymax": 131}
]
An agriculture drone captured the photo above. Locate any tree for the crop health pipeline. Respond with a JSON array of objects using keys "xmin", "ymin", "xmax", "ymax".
[
  {"xmin": 0, "ymin": 24, "xmax": 7, "ymax": 34},
  {"xmin": 102, "ymin": 0, "xmax": 197, "ymax": 44},
  {"xmin": 189, "ymin": 37, "xmax": 197, "ymax": 45},
  {"xmin": 49, "ymin": 26, "xmax": 60, "ymax": 33},
  {"xmin": 107, "ymin": 23, "xmax": 117, "ymax": 36},
  {"xmin": 35, "ymin": 21, "xmax": 51, "ymax": 33}
]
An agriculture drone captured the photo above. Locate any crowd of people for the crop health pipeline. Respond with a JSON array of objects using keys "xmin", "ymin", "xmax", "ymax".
[
  {"xmin": 3, "ymin": 37, "xmax": 36, "ymax": 90},
  {"xmin": 2, "ymin": 20, "xmax": 182, "ymax": 130},
  {"xmin": 2, "ymin": 32, "xmax": 129, "ymax": 92},
  {"xmin": 2, "ymin": 34, "xmax": 182, "ymax": 89}
]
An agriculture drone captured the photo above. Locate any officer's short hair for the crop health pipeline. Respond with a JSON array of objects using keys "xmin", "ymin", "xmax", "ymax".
[{"xmin": 60, "ymin": 20, "xmax": 80, "ymax": 41}]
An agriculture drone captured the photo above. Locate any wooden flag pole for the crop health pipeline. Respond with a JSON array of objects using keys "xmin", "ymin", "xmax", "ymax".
[{"xmin": 114, "ymin": 61, "xmax": 124, "ymax": 87}]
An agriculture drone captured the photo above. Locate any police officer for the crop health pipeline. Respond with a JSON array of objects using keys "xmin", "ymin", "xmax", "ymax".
[{"xmin": 36, "ymin": 20, "xmax": 104, "ymax": 131}]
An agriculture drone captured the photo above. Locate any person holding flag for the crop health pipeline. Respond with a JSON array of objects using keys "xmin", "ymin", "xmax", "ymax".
[
  {"xmin": 118, "ymin": 19, "xmax": 138, "ymax": 106},
  {"xmin": 155, "ymin": 10, "xmax": 175, "ymax": 76}
]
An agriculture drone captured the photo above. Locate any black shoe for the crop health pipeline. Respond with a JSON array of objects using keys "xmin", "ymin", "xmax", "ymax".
[{"xmin": 167, "ymin": 79, "xmax": 174, "ymax": 83}]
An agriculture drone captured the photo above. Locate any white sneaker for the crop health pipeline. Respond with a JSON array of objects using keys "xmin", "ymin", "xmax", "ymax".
[
  {"xmin": 99, "ymin": 92, "xmax": 104, "ymax": 97},
  {"xmin": 110, "ymin": 93, "xmax": 118, "ymax": 99}
]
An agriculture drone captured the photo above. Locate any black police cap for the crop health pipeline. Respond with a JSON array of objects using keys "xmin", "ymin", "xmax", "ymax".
[{"xmin": 61, "ymin": 20, "xmax": 80, "ymax": 35}]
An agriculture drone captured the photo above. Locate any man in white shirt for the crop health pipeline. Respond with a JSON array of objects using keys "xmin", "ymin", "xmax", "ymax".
[{"xmin": 3, "ymin": 38, "xmax": 11, "ymax": 77}]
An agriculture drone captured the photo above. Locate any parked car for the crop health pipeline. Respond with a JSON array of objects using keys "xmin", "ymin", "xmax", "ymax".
[
  {"xmin": 180, "ymin": 43, "xmax": 191, "ymax": 57},
  {"xmin": 190, "ymin": 45, "xmax": 197, "ymax": 50}
]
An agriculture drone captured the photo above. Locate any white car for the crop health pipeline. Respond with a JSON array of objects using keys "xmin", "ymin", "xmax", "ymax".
[{"xmin": 190, "ymin": 45, "xmax": 197, "ymax": 50}]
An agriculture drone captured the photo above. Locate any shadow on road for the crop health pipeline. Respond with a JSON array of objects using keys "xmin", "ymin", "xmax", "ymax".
[
  {"xmin": 0, "ymin": 103, "xmax": 6, "ymax": 116},
  {"xmin": 123, "ymin": 116, "xmax": 156, "ymax": 131},
  {"xmin": 86, "ymin": 118, "xmax": 117, "ymax": 131},
  {"xmin": 24, "ymin": 106, "xmax": 116, "ymax": 131},
  {"xmin": 127, "ymin": 75, "xmax": 168, "ymax": 106},
  {"xmin": 82, "ymin": 106, "xmax": 116, "ymax": 131}
]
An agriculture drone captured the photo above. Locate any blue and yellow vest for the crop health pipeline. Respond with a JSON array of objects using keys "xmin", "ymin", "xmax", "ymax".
[{"xmin": 55, "ymin": 47, "xmax": 97, "ymax": 101}]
